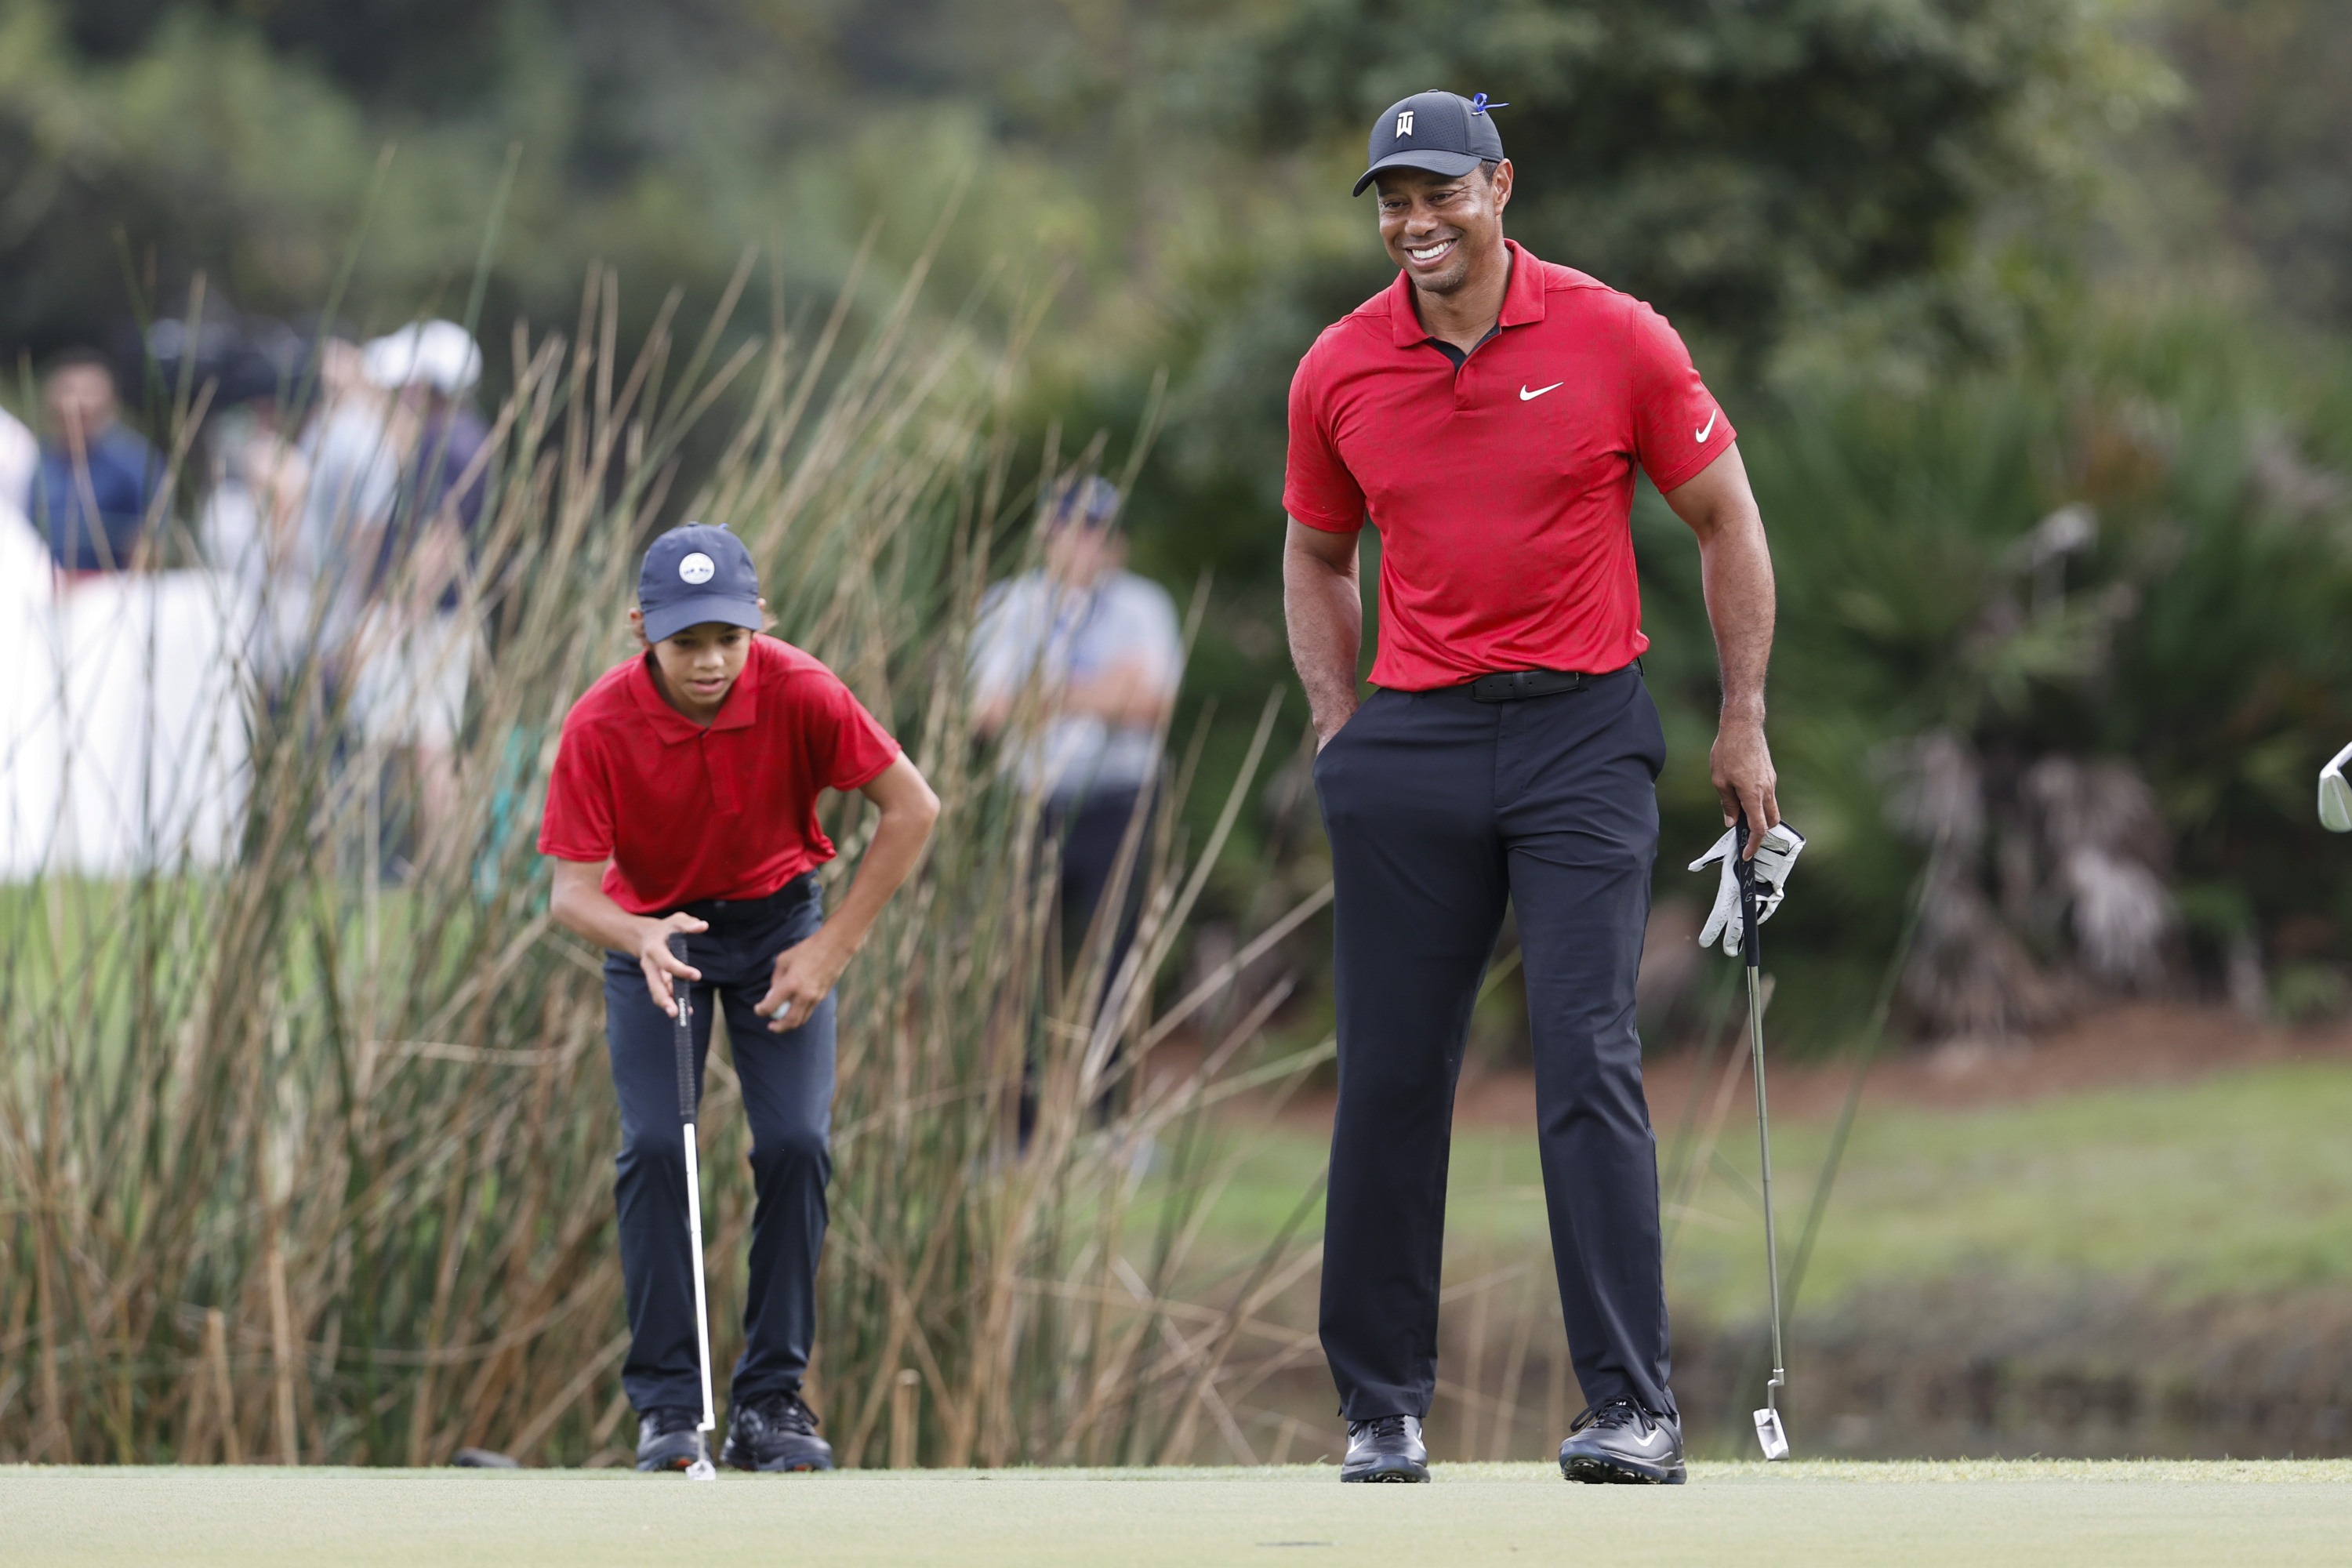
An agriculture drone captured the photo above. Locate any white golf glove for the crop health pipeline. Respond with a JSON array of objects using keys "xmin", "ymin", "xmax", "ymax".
[{"xmin": 1690, "ymin": 821, "xmax": 1806, "ymax": 957}]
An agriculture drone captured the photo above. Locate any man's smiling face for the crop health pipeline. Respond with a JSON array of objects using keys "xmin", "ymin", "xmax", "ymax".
[{"xmin": 1374, "ymin": 160, "xmax": 1514, "ymax": 299}]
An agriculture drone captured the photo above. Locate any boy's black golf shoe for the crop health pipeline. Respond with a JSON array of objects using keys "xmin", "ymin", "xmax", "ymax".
[
  {"xmin": 722, "ymin": 1390, "xmax": 835, "ymax": 1472},
  {"xmin": 635, "ymin": 1407, "xmax": 704, "ymax": 1472},
  {"xmin": 1340, "ymin": 1414, "xmax": 1428, "ymax": 1482},
  {"xmin": 1558, "ymin": 1399, "xmax": 1686, "ymax": 1484}
]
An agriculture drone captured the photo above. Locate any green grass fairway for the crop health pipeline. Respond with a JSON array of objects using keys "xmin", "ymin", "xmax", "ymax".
[{"xmin": 5, "ymin": 1462, "xmax": 2346, "ymax": 1567}]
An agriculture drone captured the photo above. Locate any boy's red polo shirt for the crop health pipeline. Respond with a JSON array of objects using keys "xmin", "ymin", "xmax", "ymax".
[
  {"xmin": 1283, "ymin": 239, "xmax": 1733, "ymax": 691},
  {"xmin": 539, "ymin": 635, "xmax": 900, "ymax": 913}
]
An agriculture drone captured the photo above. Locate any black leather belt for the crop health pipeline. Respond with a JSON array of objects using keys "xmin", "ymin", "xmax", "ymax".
[
  {"xmin": 670, "ymin": 872, "xmax": 816, "ymax": 924},
  {"xmin": 1468, "ymin": 669, "xmax": 1588, "ymax": 703}
]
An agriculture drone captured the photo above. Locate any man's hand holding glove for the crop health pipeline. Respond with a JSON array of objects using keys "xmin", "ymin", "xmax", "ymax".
[{"xmin": 1690, "ymin": 822, "xmax": 1806, "ymax": 957}]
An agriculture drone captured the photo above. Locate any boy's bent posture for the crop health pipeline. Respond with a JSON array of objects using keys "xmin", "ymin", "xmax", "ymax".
[{"xmin": 540, "ymin": 524, "xmax": 938, "ymax": 1472}]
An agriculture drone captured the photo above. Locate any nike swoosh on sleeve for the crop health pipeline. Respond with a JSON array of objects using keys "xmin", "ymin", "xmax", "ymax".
[
  {"xmin": 1695, "ymin": 409, "xmax": 1719, "ymax": 441},
  {"xmin": 1519, "ymin": 382, "xmax": 1563, "ymax": 401}
]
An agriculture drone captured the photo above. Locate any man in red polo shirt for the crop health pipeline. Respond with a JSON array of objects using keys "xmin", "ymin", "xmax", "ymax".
[
  {"xmin": 540, "ymin": 522, "xmax": 939, "ymax": 1473},
  {"xmin": 1286, "ymin": 90, "xmax": 1780, "ymax": 1485}
]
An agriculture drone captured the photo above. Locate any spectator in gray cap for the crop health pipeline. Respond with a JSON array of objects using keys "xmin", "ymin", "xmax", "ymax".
[{"xmin": 971, "ymin": 476, "xmax": 1182, "ymax": 1000}]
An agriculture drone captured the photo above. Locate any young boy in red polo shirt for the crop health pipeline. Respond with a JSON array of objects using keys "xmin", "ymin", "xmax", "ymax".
[{"xmin": 539, "ymin": 522, "xmax": 938, "ymax": 1472}]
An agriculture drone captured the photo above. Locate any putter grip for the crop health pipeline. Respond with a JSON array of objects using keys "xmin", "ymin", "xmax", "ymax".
[
  {"xmin": 668, "ymin": 934, "xmax": 697, "ymax": 1123},
  {"xmin": 1735, "ymin": 815, "xmax": 1762, "ymax": 967}
]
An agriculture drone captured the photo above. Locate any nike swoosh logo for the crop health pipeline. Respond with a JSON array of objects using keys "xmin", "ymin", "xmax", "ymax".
[
  {"xmin": 1519, "ymin": 382, "xmax": 1563, "ymax": 401},
  {"xmin": 1696, "ymin": 409, "xmax": 1719, "ymax": 441}
]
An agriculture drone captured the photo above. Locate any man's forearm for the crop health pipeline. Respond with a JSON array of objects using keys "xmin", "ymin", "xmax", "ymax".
[
  {"xmin": 1283, "ymin": 525, "xmax": 1364, "ymax": 742},
  {"xmin": 1697, "ymin": 510, "xmax": 1774, "ymax": 722}
]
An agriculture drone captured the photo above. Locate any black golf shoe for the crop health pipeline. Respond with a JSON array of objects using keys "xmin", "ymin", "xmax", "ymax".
[
  {"xmin": 721, "ymin": 1390, "xmax": 835, "ymax": 1472},
  {"xmin": 635, "ymin": 1407, "xmax": 704, "ymax": 1472},
  {"xmin": 1340, "ymin": 1414, "xmax": 1428, "ymax": 1483},
  {"xmin": 1558, "ymin": 1399, "xmax": 1686, "ymax": 1484}
]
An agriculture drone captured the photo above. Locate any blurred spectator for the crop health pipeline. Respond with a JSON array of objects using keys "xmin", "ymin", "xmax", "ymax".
[
  {"xmin": 288, "ymin": 336, "xmax": 406, "ymax": 684},
  {"xmin": 198, "ymin": 396, "xmax": 314, "ymax": 692},
  {"xmin": 31, "ymin": 352, "xmax": 162, "ymax": 574},
  {"xmin": 971, "ymin": 476, "xmax": 1182, "ymax": 982},
  {"xmin": 350, "ymin": 320, "xmax": 492, "ymax": 848}
]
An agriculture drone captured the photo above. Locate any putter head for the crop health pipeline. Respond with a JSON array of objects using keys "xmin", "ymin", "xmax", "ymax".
[
  {"xmin": 2321, "ymin": 742, "xmax": 2352, "ymax": 833},
  {"xmin": 1753, "ymin": 1406, "xmax": 1790, "ymax": 1461},
  {"xmin": 684, "ymin": 1430, "xmax": 718, "ymax": 1481}
]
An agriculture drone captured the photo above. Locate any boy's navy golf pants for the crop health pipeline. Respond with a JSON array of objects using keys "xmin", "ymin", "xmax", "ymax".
[
  {"xmin": 1311, "ymin": 666, "xmax": 1677, "ymax": 1424},
  {"xmin": 605, "ymin": 875, "xmax": 834, "ymax": 1416}
]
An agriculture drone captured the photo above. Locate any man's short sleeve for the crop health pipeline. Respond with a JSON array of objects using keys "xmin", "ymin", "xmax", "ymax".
[
  {"xmin": 1282, "ymin": 345, "xmax": 1367, "ymax": 533},
  {"xmin": 1624, "ymin": 302, "xmax": 1734, "ymax": 495},
  {"xmin": 804, "ymin": 672, "xmax": 902, "ymax": 793},
  {"xmin": 538, "ymin": 720, "xmax": 616, "ymax": 862}
]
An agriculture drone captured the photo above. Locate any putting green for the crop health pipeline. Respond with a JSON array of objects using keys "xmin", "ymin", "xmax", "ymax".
[{"xmin": 3, "ymin": 1461, "xmax": 2345, "ymax": 1566}]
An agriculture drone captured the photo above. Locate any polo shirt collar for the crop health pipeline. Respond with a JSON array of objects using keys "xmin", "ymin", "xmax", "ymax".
[
  {"xmin": 626, "ymin": 646, "xmax": 762, "ymax": 742},
  {"xmin": 1387, "ymin": 238, "xmax": 1546, "ymax": 349}
]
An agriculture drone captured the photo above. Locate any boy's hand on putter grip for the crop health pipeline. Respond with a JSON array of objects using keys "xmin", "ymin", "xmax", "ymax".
[
  {"xmin": 634, "ymin": 913, "xmax": 708, "ymax": 1016},
  {"xmin": 758, "ymin": 931, "xmax": 851, "ymax": 1033}
]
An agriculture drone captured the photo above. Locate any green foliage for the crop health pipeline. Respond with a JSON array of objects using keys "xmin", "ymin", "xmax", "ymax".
[
  {"xmin": 1633, "ymin": 304, "xmax": 2352, "ymax": 1040},
  {"xmin": 1232, "ymin": 0, "xmax": 2168, "ymax": 357}
]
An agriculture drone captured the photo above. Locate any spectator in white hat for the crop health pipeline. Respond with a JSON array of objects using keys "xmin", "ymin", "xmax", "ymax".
[{"xmin": 347, "ymin": 319, "xmax": 494, "ymax": 866}]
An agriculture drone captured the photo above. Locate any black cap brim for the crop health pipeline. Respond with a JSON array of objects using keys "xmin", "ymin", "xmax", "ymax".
[
  {"xmin": 1354, "ymin": 148, "xmax": 1485, "ymax": 197},
  {"xmin": 644, "ymin": 593, "xmax": 763, "ymax": 644}
]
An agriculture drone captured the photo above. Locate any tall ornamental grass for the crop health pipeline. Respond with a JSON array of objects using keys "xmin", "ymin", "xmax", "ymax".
[{"xmin": 0, "ymin": 242, "xmax": 1330, "ymax": 1467}]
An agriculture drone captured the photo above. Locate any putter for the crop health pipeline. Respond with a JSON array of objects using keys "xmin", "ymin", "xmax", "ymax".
[
  {"xmin": 2321, "ymin": 741, "xmax": 2352, "ymax": 833},
  {"xmin": 669, "ymin": 935, "xmax": 720, "ymax": 1482},
  {"xmin": 1736, "ymin": 824, "xmax": 1791, "ymax": 1461}
]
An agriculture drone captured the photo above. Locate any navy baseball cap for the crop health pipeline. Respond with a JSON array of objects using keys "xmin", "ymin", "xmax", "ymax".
[
  {"xmin": 1354, "ymin": 89, "xmax": 1509, "ymax": 196},
  {"xmin": 640, "ymin": 522, "xmax": 762, "ymax": 642}
]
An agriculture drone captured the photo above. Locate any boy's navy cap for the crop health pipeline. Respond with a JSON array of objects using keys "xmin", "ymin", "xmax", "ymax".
[
  {"xmin": 1354, "ymin": 89, "xmax": 1508, "ymax": 196},
  {"xmin": 641, "ymin": 522, "xmax": 762, "ymax": 643}
]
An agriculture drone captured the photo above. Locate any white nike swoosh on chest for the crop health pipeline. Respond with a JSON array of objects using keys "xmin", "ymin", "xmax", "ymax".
[
  {"xmin": 1696, "ymin": 409, "xmax": 1719, "ymax": 441},
  {"xmin": 1519, "ymin": 382, "xmax": 1563, "ymax": 401}
]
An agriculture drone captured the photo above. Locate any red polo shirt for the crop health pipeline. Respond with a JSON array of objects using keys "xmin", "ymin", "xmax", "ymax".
[
  {"xmin": 538, "ymin": 635, "xmax": 900, "ymax": 913},
  {"xmin": 1283, "ymin": 239, "xmax": 1733, "ymax": 690}
]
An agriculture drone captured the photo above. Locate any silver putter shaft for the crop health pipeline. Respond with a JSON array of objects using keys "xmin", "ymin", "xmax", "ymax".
[
  {"xmin": 1737, "ymin": 832, "xmax": 1791, "ymax": 1461},
  {"xmin": 670, "ymin": 935, "xmax": 720, "ymax": 1482}
]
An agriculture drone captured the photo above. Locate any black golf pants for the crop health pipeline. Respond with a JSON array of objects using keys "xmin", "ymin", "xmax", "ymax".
[
  {"xmin": 605, "ymin": 876, "xmax": 834, "ymax": 1415},
  {"xmin": 1312, "ymin": 667, "xmax": 1675, "ymax": 1424}
]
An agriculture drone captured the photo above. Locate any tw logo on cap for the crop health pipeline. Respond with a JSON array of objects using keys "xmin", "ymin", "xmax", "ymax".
[
  {"xmin": 1396, "ymin": 111, "xmax": 1414, "ymax": 137},
  {"xmin": 678, "ymin": 552, "xmax": 716, "ymax": 585}
]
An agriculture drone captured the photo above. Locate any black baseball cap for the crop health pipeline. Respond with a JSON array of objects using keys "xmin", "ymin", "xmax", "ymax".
[
  {"xmin": 640, "ymin": 522, "xmax": 762, "ymax": 642},
  {"xmin": 1354, "ymin": 89, "xmax": 1509, "ymax": 197}
]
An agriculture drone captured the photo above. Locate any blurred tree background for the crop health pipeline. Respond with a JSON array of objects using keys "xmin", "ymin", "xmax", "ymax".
[{"xmin": 5, "ymin": 0, "xmax": 2350, "ymax": 1047}]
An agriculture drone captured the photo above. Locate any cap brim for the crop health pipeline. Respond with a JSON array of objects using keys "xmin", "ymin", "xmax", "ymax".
[
  {"xmin": 644, "ymin": 594, "xmax": 763, "ymax": 644},
  {"xmin": 1353, "ymin": 149, "xmax": 1484, "ymax": 196}
]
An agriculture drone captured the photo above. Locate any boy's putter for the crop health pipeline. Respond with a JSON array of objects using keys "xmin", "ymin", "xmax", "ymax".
[
  {"xmin": 670, "ymin": 935, "xmax": 720, "ymax": 1481},
  {"xmin": 1736, "ymin": 826, "xmax": 1792, "ymax": 1461}
]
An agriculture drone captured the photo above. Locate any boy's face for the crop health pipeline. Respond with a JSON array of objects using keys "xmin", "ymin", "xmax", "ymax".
[{"xmin": 633, "ymin": 613, "xmax": 758, "ymax": 720}]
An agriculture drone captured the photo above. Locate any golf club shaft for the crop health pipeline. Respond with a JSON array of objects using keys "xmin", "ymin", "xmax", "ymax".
[
  {"xmin": 668, "ymin": 935, "xmax": 717, "ymax": 1436},
  {"xmin": 683, "ymin": 1123, "xmax": 716, "ymax": 1433},
  {"xmin": 1737, "ymin": 818, "xmax": 1789, "ymax": 1417},
  {"xmin": 1747, "ymin": 957, "xmax": 1787, "ymax": 1405}
]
